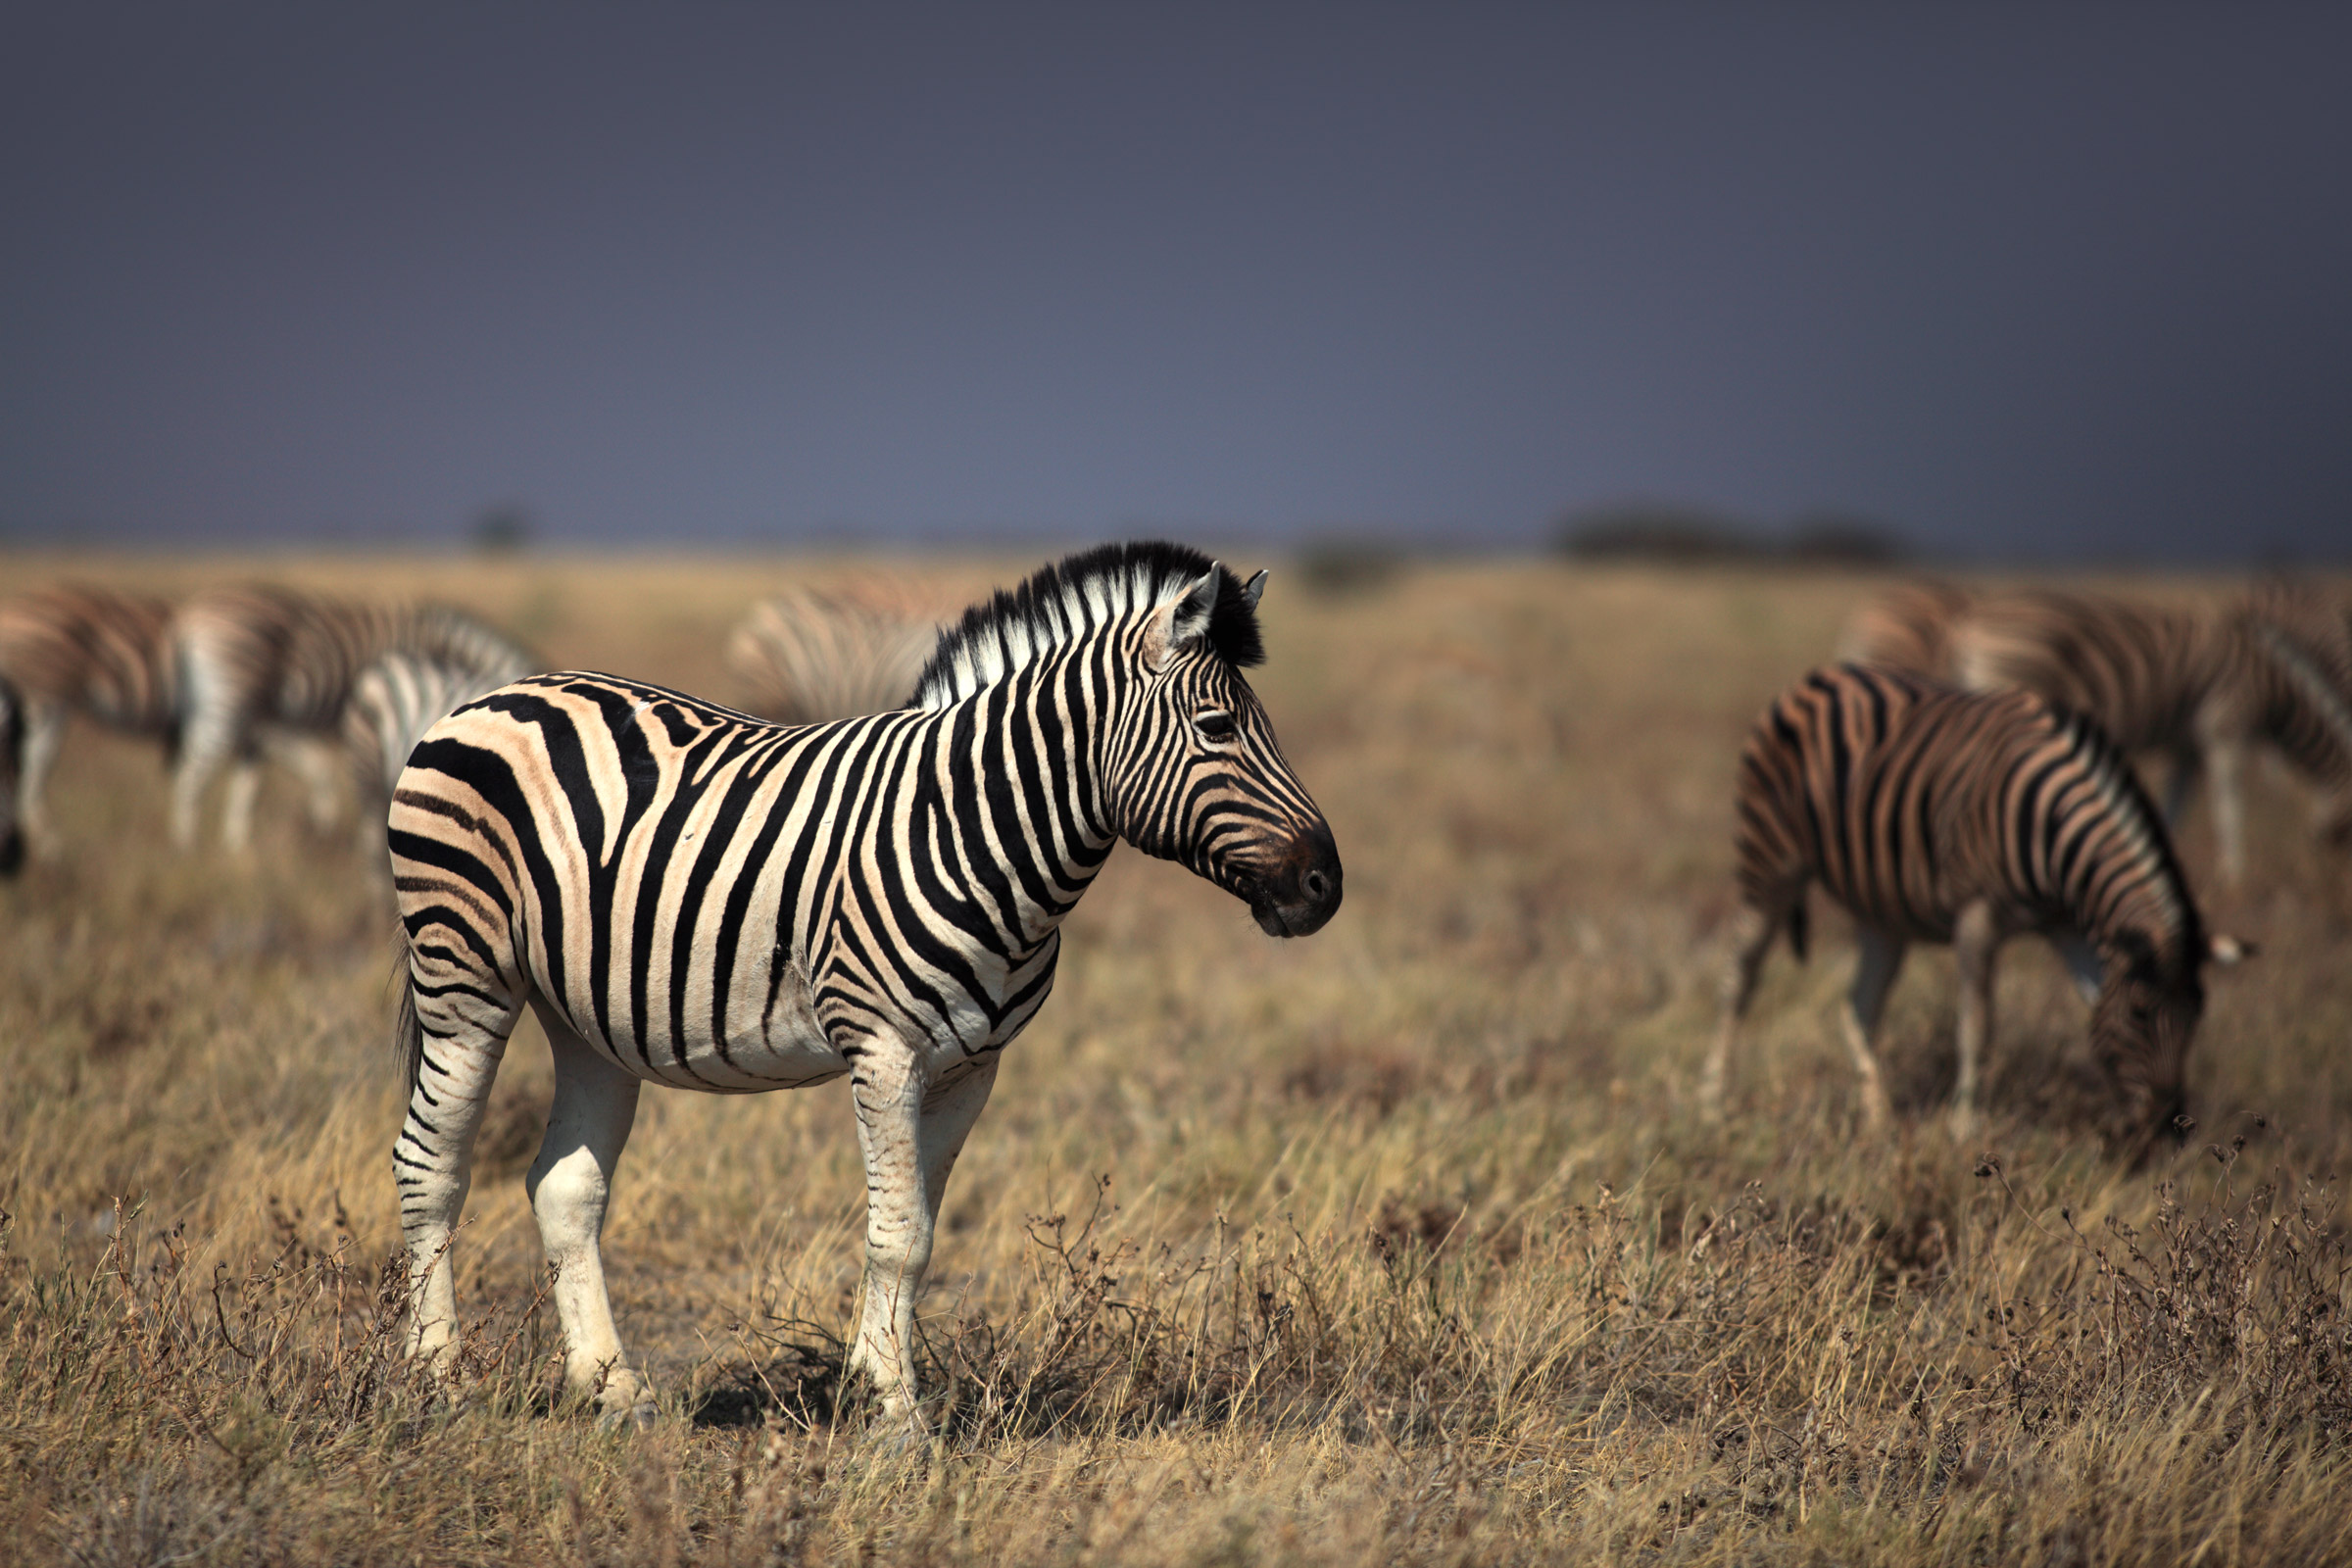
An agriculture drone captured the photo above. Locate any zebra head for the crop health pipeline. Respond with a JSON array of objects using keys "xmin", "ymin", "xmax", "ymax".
[
  {"xmin": 0, "ymin": 677, "xmax": 22, "ymax": 875},
  {"xmin": 1106, "ymin": 564, "xmax": 1342, "ymax": 938},
  {"xmin": 2088, "ymin": 930, "xmax": 2211, "ymax": 1150}
]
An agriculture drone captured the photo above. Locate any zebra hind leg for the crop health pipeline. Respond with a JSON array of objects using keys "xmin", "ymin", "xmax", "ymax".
[
  {"xmin": 523, "ymin": 1002, "xmax": 651, "ymax": 1429},
  {"xmin": 392, "ymin": 966, "xmax": 517, "ymax": 1385},
  {"xmin": 1839, "ymin": 926, "xmax": 1907, "ymax": 1131}
]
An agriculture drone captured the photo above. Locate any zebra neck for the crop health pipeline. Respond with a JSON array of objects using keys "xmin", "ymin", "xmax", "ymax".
[{"xmin": 919, "ymin": 658, "xmax": 1123, "ymax": 946}]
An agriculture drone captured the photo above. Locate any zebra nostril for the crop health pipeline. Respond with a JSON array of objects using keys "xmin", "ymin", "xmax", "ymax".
[{"xmin": 1301, "ymin": 868, "xmax": 1329, "ymax": 902}]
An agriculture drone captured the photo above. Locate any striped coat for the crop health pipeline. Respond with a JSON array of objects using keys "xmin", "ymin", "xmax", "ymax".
[
  {"xmin": 342, "ymin": 650, "xmax": 529, "ymax": 876},
  {"xmin": 1841, "ymin": 581, "xmax": 2352, "ymax": 884},
  {"xmin": 171, "ymin": 584, "xmax": 533, "ymax": 851},
  {"xmin": 723, "ymin": 581, "xmax": 946, "ymax": 725},
  {"xmin": 386, "ymin": 543, "xmax": 1342, "ymax": 1426},
  {"xmin": 0, "ymin": 585, "xmax": 179, "ymax": 863},
  {"xmin": 1711, "ymin": 663, "xmax": 2232, "ymax": 1145}
]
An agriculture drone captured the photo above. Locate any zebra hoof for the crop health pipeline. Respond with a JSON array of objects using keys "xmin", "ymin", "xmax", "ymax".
[{"xmin": 595, "ymin": 1399, "xmax": 659, "ymax": 1434}]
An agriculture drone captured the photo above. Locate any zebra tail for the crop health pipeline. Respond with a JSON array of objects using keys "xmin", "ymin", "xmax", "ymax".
[{"xmin": 395, "ymin": 966, "xmax": 424, "ymax": 1092}]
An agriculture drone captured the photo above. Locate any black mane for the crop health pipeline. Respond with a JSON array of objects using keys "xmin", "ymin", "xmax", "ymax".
[{"xmin": 909, "ymin": 541, "xmax": 1265, "ymax": 710}]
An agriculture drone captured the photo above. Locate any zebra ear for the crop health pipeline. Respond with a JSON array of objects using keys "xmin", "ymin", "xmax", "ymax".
[
  {"xmin": 1145, "ymin": 567, "xmax": 1222, "ymax": 670},
  {"xmin": 1241, "ymin": 568, "xmax": 1267, "ymax": 610}
]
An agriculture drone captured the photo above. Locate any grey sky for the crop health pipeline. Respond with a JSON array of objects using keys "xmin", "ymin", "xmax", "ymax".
[{"xmin": 3, "ymin": 4, "xmax": 2347, "ymax": 559}]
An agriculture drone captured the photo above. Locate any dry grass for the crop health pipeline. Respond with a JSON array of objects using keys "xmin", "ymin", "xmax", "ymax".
[{"xmin": 3, "ymin": 551, "xmax": 2350, "ymax": 1565}]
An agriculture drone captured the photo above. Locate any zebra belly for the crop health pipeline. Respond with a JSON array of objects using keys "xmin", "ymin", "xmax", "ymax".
[{"xmin": 546, "ymin": 942, "xmax": 852, "ymax": 1094}]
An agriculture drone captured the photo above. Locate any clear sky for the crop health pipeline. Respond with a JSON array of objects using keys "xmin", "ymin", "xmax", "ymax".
[{"xmin": 4, "ymin": 4, "xmax": 2347, "ymax": 560}]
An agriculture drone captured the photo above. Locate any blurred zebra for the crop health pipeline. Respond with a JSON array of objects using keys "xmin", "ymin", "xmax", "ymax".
[
  {"xmin": 1841, "ymin": 582, "xmax": 2352, "ymax": 885},
  {"xmin": 386, "ymin": 542, "xmax": 1343, "ymax": 1427},
  {"xmin": 171, "ymin": 584, "xmax": 534, "ymax": 851},
  {"xmin": 342, "ymin": 649, "xmax": 525, "ymax": 875},
  {"xmin": 0, "ymin": 584, "xmax": 179, "ymax": 863},
  {"xmin": 722, "ymin": 581, "xmax": 943, "ymax": 724},
  {"xmin": 1710, "ymin": 662, "xmax": 2242, "ymax": 1147}
]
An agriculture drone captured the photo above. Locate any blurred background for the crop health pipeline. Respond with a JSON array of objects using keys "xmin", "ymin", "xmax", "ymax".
[{"xmin": 5, "ymin": 2, "xmax": 2347, "ymax": 564}]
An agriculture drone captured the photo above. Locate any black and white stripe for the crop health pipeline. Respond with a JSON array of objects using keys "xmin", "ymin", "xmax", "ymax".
[
  {"xmin": 385, "ymin": 542, "xmax": 1342, "ymax": 1426},
  {"xmin": 343, "ymin": 649, "xmax": 533, "ymax": 876},
  {"xmin": 1710, "ymin": 662, "xmax": 2236, "ymax": 1146},
  {"xmin": 171, "ymin": 584, "xmax": 533, "ymax": 851},
  {"xmin": 0, "ymin": 584, "xmax": 179, "ymax": 865},
  {"xmin": 723, "ymin": 581, "xmax": 944, "ymax": 725},
  {"xmin": 1841, "ymin": 581, "xmax": 2352, "ymax": 884}
]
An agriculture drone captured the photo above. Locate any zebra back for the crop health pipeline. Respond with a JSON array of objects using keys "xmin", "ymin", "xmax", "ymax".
[
  {"xmin": 0, "ymin": 584, "xmax": 179, "ymax": 732},
  {"xmin": 723, "ymin": 582, "xmax": 942, "ymax": 724},
  {"xmin": 2234, "ymin": 582, "xmax": 2352, "ymax": 802},
  {"xmin": 1836, "ymin": 579, "xmax": 1973, "ymax": 673},
  {"xmin": 1737, "ymin": 663, "xmax": 2202, "ymax": 978},
  {"xmin": 175, "ymin": 585, "xmax": 534, "ymax": 733}
]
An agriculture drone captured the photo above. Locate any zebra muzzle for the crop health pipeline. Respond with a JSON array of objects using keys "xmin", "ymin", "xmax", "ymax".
[{"xmin": 1247, "ymin": 820, "xmax": 1343, "ymax": 938}]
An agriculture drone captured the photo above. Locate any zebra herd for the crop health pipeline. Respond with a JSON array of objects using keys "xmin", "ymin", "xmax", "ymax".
[
  {"xmin": 1716, "ymin": 579, "xmax": 2350, "ymax": 1156},
  {"xmin": 0, "ymin": 581, "xmax": 534, "ymax": 869},
  {"xmin": 3, "ymin": 546, "xmax": 2346, "ymax": 1430}
]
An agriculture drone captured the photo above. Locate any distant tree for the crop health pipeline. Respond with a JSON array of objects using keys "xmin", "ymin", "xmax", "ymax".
[
  {"xmin": 1785, "ymin": 512, "xmax": 1907, "ymax": 565},
  {"xmin": 1294, "ymin": 534, "xmax": 1406, "ymax": 596},
  {"xmin": 469, "ymin": 502, "xmax": 535, "ymax": 555},
  {"xmin": 1553, "ymin": 503, "xmax": 1764, "ymax": 564}
]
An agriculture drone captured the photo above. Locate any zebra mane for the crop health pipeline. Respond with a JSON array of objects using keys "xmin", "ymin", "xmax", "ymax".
[{"xmin": 909, "ymin": 541, "xmax": 1265, "ymax": 711}]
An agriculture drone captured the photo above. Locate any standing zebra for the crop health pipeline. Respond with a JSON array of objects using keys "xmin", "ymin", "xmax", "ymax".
[
  {"xmin": 0, "ymin": 584, "xmax": 180, "ymax": 862},
  {"xmin": 1711, "ymin": 662, "xmax": 2241, "ymax": 1143},
  {"xmin": 387, "ymin": 542, "xmax": 1342, "ymax": 1427},
  {"xmin": 723, "ymin": 580, "xmax": 946, "ymax": 725},
  {"xmin": 1840, "ymin": 582, "xmax": 2352, "ymax": 885},
  {"xmin": 171, "ymin": 584, "xmax": 534, "ymax": 851}
]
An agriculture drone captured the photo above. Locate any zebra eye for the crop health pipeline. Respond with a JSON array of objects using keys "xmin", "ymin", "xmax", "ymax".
[{"xmin": 1194, "ymin": 710, "xmax": 1237, "ymax": 743}]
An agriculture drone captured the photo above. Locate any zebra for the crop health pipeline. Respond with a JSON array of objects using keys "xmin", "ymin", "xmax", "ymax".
[
  {"xmin": 0, "ymin": 584, "xmax": 180, "ymax": 863},
  {"xmin": 385, "ymin": 542, "xmax": 1343, "ymax": 1428},
  {"xmin": 1840, "ymin": 582, "xmax": 2352, "ymax": 886},
  {"xmin": 1709, "ymin": 662, "xmax": 2243, "ymax": 1146},
  {"xmin": 342, "ymin": 649, "xmax": 532, "ymax": 877},
  {"xmin": 171, "ymin": 584, "xmax": 534, "ymax": 852},
  {"xmin": 723, "ymin": 580, "xmax": 946, "ymax": 725}
]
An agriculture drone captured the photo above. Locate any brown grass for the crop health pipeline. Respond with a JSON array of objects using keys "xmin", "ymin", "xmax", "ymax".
[{"xmin": 3, "ymin": 552, "xmax": 2350, "ymax": 1565}]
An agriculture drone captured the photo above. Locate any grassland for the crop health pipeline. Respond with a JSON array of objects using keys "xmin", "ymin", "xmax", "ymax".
[{"xmin": 2, "ymin": 551, "xmax": 2349, "ymax": 1566}]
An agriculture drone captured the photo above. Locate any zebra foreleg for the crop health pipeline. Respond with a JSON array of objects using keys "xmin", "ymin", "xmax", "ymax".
[
  {"xmin": 2203, "ymin": 733, "xmax": 2248, "ymax": 888},
  {"xmin": 1839, "ymin": 927, "xmax": 1906, "ymax": 1131},
  {"xmin": 262, "ymin": 729, "xmax": 350, "ymax": 835},
  {"xmin": 845, "ymin": 1042, "xmax": 996, "ymax": 1426},
  {"xmin": 15, "ymin": 700, "xmax": 67, "ymax": 858},
  {"xmin": 525, "ymin": 1007, "xmax": 651, "ymax": 1428},
  {"xmin": 1704, "ymin": 901, "xmax": 1780, "ymax": 1118},
  {"xmin": 1949, "ymin": 903, "xmax": 1998, "ymax": 1136},
  {"xmin": 220, "ymin": 760, "xmax": 263, "ymax": 853}
]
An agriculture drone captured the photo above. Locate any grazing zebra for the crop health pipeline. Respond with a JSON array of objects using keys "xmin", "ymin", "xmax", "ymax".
[
  {"xmin": 723, "ymin": 581, "xmax": 946, "ymax": 725},
  {"xmin": 171, "ymin": 584, "xmax": 534, "ymax": 851},
  {"xmin": 1841, "ymin": 582, "xmax": 2352, "ymax": 885},
  {"xmin": 0, "ymin": 584, "xmax": 179, "ymax": 861},
  {"xmin": 387, "ymin": 542, "xmax": 1342, "ymax": 1427},
  {"xmin": 1710, "ymin": 662, "xmax": 2242, "ymax": 1144},
  {"xmin": 342, "ymin": 650, "xmax": 528, "ymax": 875}
]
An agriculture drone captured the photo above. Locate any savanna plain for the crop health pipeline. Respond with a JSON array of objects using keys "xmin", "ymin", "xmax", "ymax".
[{"xmin": 4, "ymin": 552, "xmax": 2351, "ymax": 1567}]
